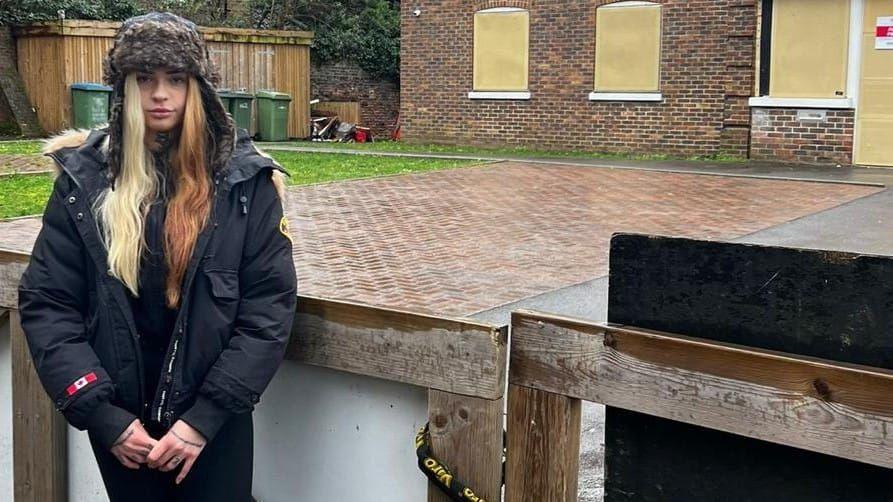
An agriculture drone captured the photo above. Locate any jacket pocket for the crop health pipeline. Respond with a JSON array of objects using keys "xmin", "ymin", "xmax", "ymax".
[{"xmin": 203, "ymin": 267, "xmax": 239, "ymax": 300}]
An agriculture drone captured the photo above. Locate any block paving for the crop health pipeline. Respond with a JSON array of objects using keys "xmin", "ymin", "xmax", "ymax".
[{"xmin": 0, "ymin": 161, "xmax": 881, "ymax": 317}]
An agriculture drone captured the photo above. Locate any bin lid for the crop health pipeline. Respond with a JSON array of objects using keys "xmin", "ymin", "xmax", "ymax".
[
  {"xmin": 71, "ymin": 82, "xmax": 113, "ymax": 92},
  {"xmin": 219, "ymin": 90, "xmax": 255, "ymax": 99},
  {"xmin": 255, "ymin": 90, "xmax": 292, "ymax": 100}
]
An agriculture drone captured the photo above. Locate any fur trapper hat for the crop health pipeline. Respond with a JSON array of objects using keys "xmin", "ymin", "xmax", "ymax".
[{"xmin": 102, "ymin": 11, "xmax": 235, "ymax": 188}]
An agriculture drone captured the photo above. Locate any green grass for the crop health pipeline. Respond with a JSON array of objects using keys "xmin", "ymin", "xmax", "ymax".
[
  {"xmin": 271, "ymin": 151, "xmax": 477, "ymax": 185},
  {"xmin": 0, "ymin": 140, "xmax": 42, "ymax": 155},
  {"xmin": 0, "ymin": 151, "xmax": 479, "ymax": 219},
  {"xmin": 0, "ymin": 173, "xmax": 55, "ymax": 218},
  {"xmin": 263, "ymin": 139, "xmax": 747, "ymax": 163}
]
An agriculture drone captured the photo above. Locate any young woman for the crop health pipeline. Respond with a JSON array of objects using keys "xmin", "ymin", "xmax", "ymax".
[{"xmin": 17, "ymin": 12, "xmax": 297, "ymax": 500}]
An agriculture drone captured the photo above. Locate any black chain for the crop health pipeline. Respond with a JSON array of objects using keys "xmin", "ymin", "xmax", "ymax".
[{"xmin": 415, "ymin": 422, "xmax": 505, "ymax": 502}]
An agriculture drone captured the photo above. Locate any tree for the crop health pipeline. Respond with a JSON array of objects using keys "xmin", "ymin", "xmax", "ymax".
[{"xmin": 247, "ymin": 0, "xmax": 400, "ymax": 82}]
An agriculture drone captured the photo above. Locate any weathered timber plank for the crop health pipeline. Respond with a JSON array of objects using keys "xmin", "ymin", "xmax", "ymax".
[
  {"xmin": 604, "ymin": 234, "xmax": 893, "ymax": 501},
  {"xmin": 510, "ymin": 310, "xmax": 893, "ymax": 470},
  {"xmin": 13, "ymin": 21, "xmax": 313, "ymax": 43},
  {"xmin": 287, "ymin": 295, "xmax": 508, "ymax": 399},
  {"xmin": 0, "ymin": 251, "xmax": 30, "ymax": 310},
  {"xmin": 504, "ymin": 384, "xmax": 580, "ymax": 502},
  {"xmin": 11, "ymin": 310, "xmax": 67, "ymax": 502},
  {"xmin": 427, "ymin": 390, "xmax": 504, "ymax": 502}
]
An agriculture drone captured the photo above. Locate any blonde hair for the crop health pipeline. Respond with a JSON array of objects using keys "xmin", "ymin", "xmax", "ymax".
[{"xmin": 93, "ymin": 73, "xmax": 212, "ymax": 308}]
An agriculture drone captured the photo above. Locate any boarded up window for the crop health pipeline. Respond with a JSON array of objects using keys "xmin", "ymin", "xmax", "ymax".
[
  {"xmin": 770, "ymin": 0, "xmax": 850, "ymax": 98},
  {"xmin": 473, "ymin": 9, "xmax": 530, "ymax": 91},
  {"xmin": 594, "ymin": 3, "xmax": 662, "ymax": 92}
]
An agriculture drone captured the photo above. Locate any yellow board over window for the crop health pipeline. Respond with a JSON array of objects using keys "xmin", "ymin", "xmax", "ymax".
[
  {"xmin": 594, "ymin": 3, "xmax": 662, "ymax": 93},
  {"xmin": 855, "ymin": 0, "xmax": 893, "ymax": 166},
  {"xmin": 473, "ymin": 9, "xmax": 530, "ymax": 92},
  {"xmin": 770, "ymin": 0, "xmax": 850, "ymax": 98}
]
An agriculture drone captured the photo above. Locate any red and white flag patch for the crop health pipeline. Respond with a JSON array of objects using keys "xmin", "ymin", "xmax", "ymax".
[{"xmin": 66, "ymin": 372, "xmax": 97, "ymax": 397}]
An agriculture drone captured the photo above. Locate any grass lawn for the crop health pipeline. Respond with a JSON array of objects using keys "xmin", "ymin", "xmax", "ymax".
[
  {"xmin": 0, "ymin": 151, "xmax": 479, "ymax": 219},
  {"xmin": 263, "ymin": 139, "xmax": 747, "ymax": 163},
  {"xmin": 0, "ymin": 140, "xmax": 42, "ymax": 155},
  {"xmin": 0, "ymin": 173, "xmax": 55, "ymax": 218}
]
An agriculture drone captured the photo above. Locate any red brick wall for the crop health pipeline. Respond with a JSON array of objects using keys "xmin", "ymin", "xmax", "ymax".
[
  {"xmin": 750, "ymin": 108, "xmax": 854, "ymax": 165},
  {"xmin": 311, "ymin": 61, "xmax": 399, "ymax": 140},
  {"xmin": 400, "ymin": 0, "xmax": 756, "ymax": 157}
]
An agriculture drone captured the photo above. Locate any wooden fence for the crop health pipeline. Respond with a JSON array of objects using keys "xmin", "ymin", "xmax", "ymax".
[
  {"xmin": 311, "ymin": 101, "xmax": 361, "ymax": 125},
  {"xmin": 0, "ymin": 245, "xmax": 506, "ymax": 502},
  {"xmin": 12, "ymin": 20, "xmax": 312, "ymax": 138},
  {"xmin": 504, "ymin": 310, "xmax": 893, "ymax": 501},
  {"xmin": 5, "ymin": 229, "xmax": 893, "ymax": 501}
]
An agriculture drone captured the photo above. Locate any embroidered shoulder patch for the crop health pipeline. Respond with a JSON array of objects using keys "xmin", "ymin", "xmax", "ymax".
[
  {"xmin": 279, "ymin": 215, "xmax": 293, "ymax": 244},
  {"xmin": 66, "ymin": 372, "xmax": 97, "ymax": 397}
]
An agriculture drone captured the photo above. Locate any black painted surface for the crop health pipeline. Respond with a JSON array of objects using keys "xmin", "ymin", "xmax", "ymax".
[{"xmin": 605, "ymin": 234, "xmax": 893, "ymax": 502}]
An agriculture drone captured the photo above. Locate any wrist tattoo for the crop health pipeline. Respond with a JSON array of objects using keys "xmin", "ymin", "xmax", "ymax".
[
  {"xmin": 111, "ymin": 429, "xmax": 133, "ymax": 448},
  {"xmin": 171, "ymin": 428, "xmax": 204, "ymax": 448}
]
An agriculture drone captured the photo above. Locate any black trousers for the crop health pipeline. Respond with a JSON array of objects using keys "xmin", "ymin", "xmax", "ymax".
[{"xmin": 88, "ymin": 411, "xmax": 254, "ymax": 501}]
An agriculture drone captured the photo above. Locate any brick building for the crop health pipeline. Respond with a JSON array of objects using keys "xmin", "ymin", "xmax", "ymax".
[{"xmin": 400, "ymin": 0, "xmax": 893, "ymax": 167}]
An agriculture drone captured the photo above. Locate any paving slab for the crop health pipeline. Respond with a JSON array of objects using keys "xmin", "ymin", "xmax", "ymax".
[{"xmin": 0, "ymin": 161, "xmax": 881, "ymax": 319}]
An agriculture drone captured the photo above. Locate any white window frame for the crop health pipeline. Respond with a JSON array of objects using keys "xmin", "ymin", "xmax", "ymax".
[
  {"xmin": 589, "ymin": 1, "xmax": 663, "ymax": 102},
  {"xmin": 469, "ymin": 7, "xmax": 531, "ymax": 101},
  {"xmin": 749, "ymin": 0, "xmax": 862, "ymax": 109}
]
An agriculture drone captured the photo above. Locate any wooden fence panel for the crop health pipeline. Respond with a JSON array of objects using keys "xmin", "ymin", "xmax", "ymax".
[
  {"xmin": 508, "ymin": 309, "xmax": 893, "ymax": 499},
  {"xmin": 504, "ymin": 384, "xmax": 580, "ymax": 502},
  {"xmin": 427, "ymin": 390, "xmax": 504, "ymax": 502},
  {"xmin": 604, "ymin": 234, "xmax": 893, "ymax": 501},
  {"xmin": 14, "ymin": 20, "xmax": 312, "ymax": 137},
  {"xmin": 312, "ymin": 101, "xmax": 360, "ymax": 124},
  {"xmin": 11, "ymin": 309, "xmax": 67, "ymax": 502},
  {"xmin": 286, "ymin": 295, "xmax": 507, "ymax": 400}
]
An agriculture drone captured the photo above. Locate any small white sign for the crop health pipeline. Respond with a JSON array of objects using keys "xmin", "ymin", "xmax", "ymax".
[
  {"xmin": 797, "ymin": 109, "xmax": 827, "ymax": 122},
  {"xmin": 876, "ymin": 17, "xmax": 893, "ymax": 49}
]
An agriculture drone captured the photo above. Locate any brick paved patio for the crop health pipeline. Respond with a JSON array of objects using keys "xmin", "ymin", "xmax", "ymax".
[{"xmin": 0, "ymin": 161, "xmax": 881, "ymax": 317}]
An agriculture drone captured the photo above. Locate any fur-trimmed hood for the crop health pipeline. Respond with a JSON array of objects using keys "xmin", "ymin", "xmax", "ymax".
[{"xmin": 41, "ymin": 127, "xmax": 288, "ymax": 205}]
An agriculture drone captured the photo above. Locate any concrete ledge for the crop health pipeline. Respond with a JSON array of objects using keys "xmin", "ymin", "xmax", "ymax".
[{"xmin": 748, "ymin": 97, "xmax": 854, "ymax": 109}]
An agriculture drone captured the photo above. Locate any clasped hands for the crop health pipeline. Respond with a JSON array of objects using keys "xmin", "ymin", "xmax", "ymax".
[{"xmin": 110, "ymin": 418, "xmax": 206, "ymax": 484}]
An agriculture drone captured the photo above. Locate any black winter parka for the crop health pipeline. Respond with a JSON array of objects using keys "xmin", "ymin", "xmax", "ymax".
[{"xmin": 17, "ymin": 127, "xmax": 298, "ymax": 450}]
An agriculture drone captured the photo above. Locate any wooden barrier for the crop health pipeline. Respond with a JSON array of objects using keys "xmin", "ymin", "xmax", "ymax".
[
  {"xmin": 0, "ymin": 248, "xmax": 506, "ymax": 502},
  {"xmin": 13, "ymin": 20, "xmax": 313, "ymax": 138},
  {"xmin": 505, "ymin": 310, "xmax": 893, "ymax": 500},
  {"xmin": 287, "ymin": 295, "xmax": 507, "ymax": 501},
  {"xmin": 311, "ymin": 101, "xmax": 361, "ymax": 125}
]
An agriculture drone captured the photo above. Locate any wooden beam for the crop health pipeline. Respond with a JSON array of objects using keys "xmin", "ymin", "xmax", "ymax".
[
  {"xmin": 13, "ymin": 20, "xmax": 313, "ymax": 44},
  {"xmin": 287, "ymin": 295, "xmax": 508, "ymax": 399},
  {"xmin": 427, "ymin": 390, "xmax": 504, "ymax": 502},
  {"xmin": 11, "ymin": 309, "xmax": 67, "ymax": 502},
  {"xmin": 0, "ymin": 250, "xmax": 30, "ymax": 310},
  {"xmin": 510, "ymin": 309, "xmax": 893, "ymax": 470},
  {"xmin": 504, "ymin": 384, "xmax": 580, "ymax": 502}
]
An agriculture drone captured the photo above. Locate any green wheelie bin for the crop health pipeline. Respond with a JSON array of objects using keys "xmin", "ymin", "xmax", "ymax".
[
  {"xmin": 218, "ymin": 89, "xmax": 254, "ymax": 132},
  {"xmin": 254, "ymin": 90, "xmax": 292, "ymax": 141},
  {"xmin": 70, "ymin": 83, "xmax": 113, "ymax": 129}
]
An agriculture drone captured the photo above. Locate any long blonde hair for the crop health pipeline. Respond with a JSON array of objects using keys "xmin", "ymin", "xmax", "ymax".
[{"xmin": 93, "ymin": 72, "xmax": 213, "ymax": 309}]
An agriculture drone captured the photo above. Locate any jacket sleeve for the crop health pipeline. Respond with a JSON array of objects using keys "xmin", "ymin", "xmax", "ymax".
[
  {"xmin": 180, "ymin": 168, "xmax": 297, "ymax": 442},
  {"xmin": 17, "ymin": 173, "xmax": 137, "ymax": 450}
]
